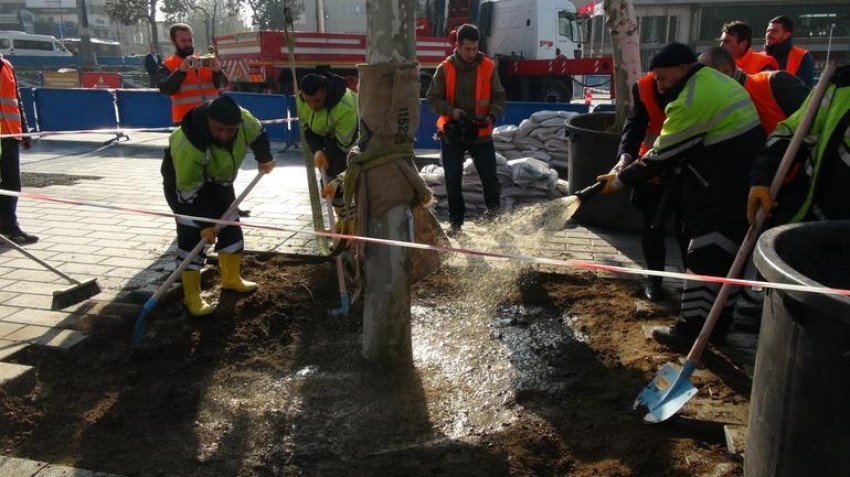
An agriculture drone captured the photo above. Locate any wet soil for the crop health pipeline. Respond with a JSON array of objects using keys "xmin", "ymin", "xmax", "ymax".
[
  {"xmin": 22, "ymin": 172, "xmax": 102, "ymax": 188},
  {"xmin": 0, "ymin": 254, "xmax": 750, "ymax": 476}
]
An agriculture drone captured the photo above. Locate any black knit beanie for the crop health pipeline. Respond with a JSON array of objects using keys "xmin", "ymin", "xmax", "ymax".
[
  {"xmin": 649, "ymin": 42, "xmax": 697, "ymax": 69},
  {"xmin": 206, "ymin": 96, "xmax": 242, "ymax": 125}
]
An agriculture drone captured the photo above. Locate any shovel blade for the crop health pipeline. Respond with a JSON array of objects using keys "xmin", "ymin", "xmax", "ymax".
[{"xmin": 634, "ymin": 361, "xmax": 698, "ymax": 423}]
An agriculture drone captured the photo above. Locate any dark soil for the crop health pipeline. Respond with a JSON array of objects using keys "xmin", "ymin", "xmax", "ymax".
[
  {"xmin": 22, "ymin": 172, "xmax": 102, "ymax": 188},
  {"xmin": 0, "ymin": 254, "xmax": 750, "ymax": 476}
]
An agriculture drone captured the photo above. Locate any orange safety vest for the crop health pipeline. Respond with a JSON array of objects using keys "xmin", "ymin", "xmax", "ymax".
[
  {"xmin": 0, "ymin": 57, "xmax": 23, "ymax": 137},
  {"xmin": 636, "ymin": 73, "xmax": 665, "ymax": 156},
  {"xmin": 163, "ymin": 55, "xmax": 219, "ymax": 124},
  {"xmin": 436, "ymin": 56, "xmax": 495, "ymax": 138},
  {"xmin": 785, "ymin": 46, "xmax": 807, "ymax": 76},
  {"xmin": 735, "ymin": 49, "xmax": 778, "ymax": 75},
  {"xmin": 743, "ymin": 72, "xmax": 787, "ymax": 134}
]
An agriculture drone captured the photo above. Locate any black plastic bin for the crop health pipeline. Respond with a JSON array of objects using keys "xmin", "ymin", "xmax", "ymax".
[
  {"xmin": 747, "ymin": 220, "xmax": 850, "ymax": 477},
  {"xmin": 564, "ymin": 112, "xmax": 641, "ymax": 230}
]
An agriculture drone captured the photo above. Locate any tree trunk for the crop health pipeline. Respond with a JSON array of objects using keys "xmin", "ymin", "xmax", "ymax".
[
  {"xmin": 149, "ymin": 0, "xmax": 160, "ymax": 51},
  {"xmin": 604, "ymin": 0, "xmax": 640, "ymax": 131},
  {"xmin": 75, "ymin": 0, "xmax": 96, "ymax": 69},
  {"xmin": 360, "ymin": 0, "xmax": 418, "ymax": 368}
]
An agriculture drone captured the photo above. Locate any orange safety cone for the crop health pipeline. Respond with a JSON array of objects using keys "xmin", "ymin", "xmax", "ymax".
[{"xmin": 584, "ymin": 88, "xmax": 592, "ymax": 106}]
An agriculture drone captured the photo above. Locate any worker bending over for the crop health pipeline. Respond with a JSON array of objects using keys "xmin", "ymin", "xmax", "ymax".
[
  {"xmin": 161, "ymin": 96, "xmax": 275, "ymax": 316},
  {"xmin": 296, "ymin": 72, "xmax": 359, "ymax": 181},
  {"xmin": 597, "ymin": 42, "xmax": 765, "ymax": 347}
]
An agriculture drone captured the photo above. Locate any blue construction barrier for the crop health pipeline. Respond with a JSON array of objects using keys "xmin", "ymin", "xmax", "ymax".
[
  {"xmin": 34, "ymin": 88, "xmax": 117, "ymax": 131},
  {"xmin": 115, "ymin": 89, "xmax": 172, "ymax": 129},
  {"xmin": 502, "ymin": 102, "xmax": 590, "ymax": 123},
  {"xmin": 5, "ymin": 56, "xmax": 81, "ymax": 69},
  {"xmin": 97, "ymin": 56, "xmax": 144, "ymax": 67},
  {"xmin": 21, "ymin": 87, "xmax": 593, "ymax": 149},
  {"xmin": 224, "ymin": 92, "xmax": 288, "ymax": 143},
  {"xmin": 416, "ymin": 99, "xmax": 441, "ymax": 150},
  {"xmin": 18, "ymin": 87, "xmax": 38, "ymax": 131}
]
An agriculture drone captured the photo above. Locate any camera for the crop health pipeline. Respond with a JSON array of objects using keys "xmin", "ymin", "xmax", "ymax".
[
  {"xmin": 191, "ymin": 56, "xmax": 213, "ymax": 68},
  {"xmin": 442, "ymin": 116, "xmax": 480, "ymax": 144}
]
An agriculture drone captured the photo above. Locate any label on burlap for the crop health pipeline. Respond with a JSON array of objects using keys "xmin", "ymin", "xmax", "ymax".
[{"xmin": 357, "ymin": 63, "xmax": 421, "ymax": 145}]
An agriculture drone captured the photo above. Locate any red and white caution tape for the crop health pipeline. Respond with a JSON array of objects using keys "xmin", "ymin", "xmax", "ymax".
[
  {"xmin": 2, "ymin": 188, "xmax": 849, "ymax": 299},
  {"xmin": 0, "ymin": 117, "xmax": 298, "ymax": 140}
]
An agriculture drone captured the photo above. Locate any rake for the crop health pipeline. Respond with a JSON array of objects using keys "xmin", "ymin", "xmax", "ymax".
[{"xmin": 0, "ymin": 233, "xmax": 101, "ymax": 310}]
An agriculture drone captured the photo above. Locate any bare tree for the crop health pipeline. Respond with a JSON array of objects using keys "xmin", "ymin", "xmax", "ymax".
[
  {"xmin": 105, "ymin": 0, "xmax": 161, "ymax": 49},
  {"xmin": 604, "ymin": 0, "xmax": 640, "ymax": 131}
]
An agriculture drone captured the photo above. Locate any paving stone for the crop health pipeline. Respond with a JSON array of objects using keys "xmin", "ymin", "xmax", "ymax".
[
  {"xmin": 0, "ymin": 362, "xmax": 35, "ymax": 394},
  {"xmin": 0, "ymin": 290, "xmax": 17, "ymax": 304},
  {"xmin": 0, "ymin": 281, "xmax": 61, "ymax": 295},
  {"xmin": 3, "ymin": 326, "xmax": 87, "ymax": 349},
  {"xmin": 2, "ymin": 293, "xmax": 55, "ymax": 310},
  {"xmin": 0, "ymin": 340, "xmax": 28, "ymax": 360},
  {"xmin": 3, "ymin": 269, "xmax": 68, "ymax": 283},
  {"xmin": 0, "ymin": 455, "xmax": 47, "ymax": 475},
  {"xmin": 3, "ymin": 309, "xmax": 78, "ymax": 328}
]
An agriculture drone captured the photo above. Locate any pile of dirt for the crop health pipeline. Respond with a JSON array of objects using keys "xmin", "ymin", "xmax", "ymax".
[{"xmin": 0, "ymin": 254, "xmax": 750, "ymax": 476}]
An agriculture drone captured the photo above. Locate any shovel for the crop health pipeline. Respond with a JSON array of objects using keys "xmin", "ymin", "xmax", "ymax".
[
  {"xmin": 540, "ymin": 181, "xmax": 605, "ymax": 230},
  {"xmin": 634, "ymin": 62, "xmax": 837, "ymax": 424},
  {"xmin": 0, "ymin": 234, "xmax": 100, "ymax": 310},
  {"xmin": 132, "ymin": 171, "xmax": 264, "ymax": 348},
  {"xmin": 317, "ymin": 151, "xmax": 350, "ymax": 316}
]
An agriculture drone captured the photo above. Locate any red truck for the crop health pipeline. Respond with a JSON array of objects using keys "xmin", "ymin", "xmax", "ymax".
[{"xmin": 213, "ymin": 0, "xmax": 613, "ymax": 102}]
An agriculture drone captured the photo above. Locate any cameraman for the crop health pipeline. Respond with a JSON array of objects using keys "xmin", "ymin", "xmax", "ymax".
[
  {"xmin": 158, "ymin": 23, "xmax": 229, "ymax": 125},
  {"xmin": 427, "ymin": 23, "xmax": 506, "ymax": 236}
]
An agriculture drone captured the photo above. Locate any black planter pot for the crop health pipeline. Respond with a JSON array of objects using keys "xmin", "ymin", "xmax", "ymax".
[{"xmin": 564, "ymin": 112, "xmax": 642, "ymax": 231}]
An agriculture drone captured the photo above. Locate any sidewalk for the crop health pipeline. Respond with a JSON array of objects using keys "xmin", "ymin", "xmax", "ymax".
[{"xmin": 0, "ymin": 131, "xmax": 704, "ymax": 474}]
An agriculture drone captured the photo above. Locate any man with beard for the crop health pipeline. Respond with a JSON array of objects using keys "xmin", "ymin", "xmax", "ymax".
[
  {"xmin": 764, "ymin": 15, "xmax": 814, "ymax": 88},
  {"xmin": 295, "ymin": 72, "xmax": 359, "ymax": 183},
  {"xmin": 161, "ymin": 96, "xmax": 275, "ymax": 316},
  {"xmin": 158, "ymin": 23, "xmax": 229, "ymax": 125},
  {"xmin": 426, "ymin": 23, "xmax": 506, "ymax": 237}
]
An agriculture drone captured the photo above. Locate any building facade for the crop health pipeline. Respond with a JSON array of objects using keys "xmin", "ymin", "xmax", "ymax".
[{"xmin": 581, "ymin": 0, "xmax": 850, "ymax": 73}]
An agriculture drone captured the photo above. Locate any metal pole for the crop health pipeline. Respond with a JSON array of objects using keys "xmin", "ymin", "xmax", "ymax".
[{"xmin": 75, "ymin": 0, "xmax": 95, "ymax": 69}]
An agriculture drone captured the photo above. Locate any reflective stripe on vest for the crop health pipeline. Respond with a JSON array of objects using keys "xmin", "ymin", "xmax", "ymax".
[
  {"xmin": 743, "ymin": 72, "xmax": 787, "ymax": 134},
  {"xmin": 636, "ymin": 73, "xmax": 665, "ymax": 156},
  {"xmin": 436, "ymin": 56, "xmax": 495, "ymax": 137},
  {"xmin": 163, "ymin": 55, "xmax": 219, "ymax": 124},
  {"xmin": 735, "ymin": 49, "xmax": 778, "ymax": 75},
  {"xmin": 785, "ymin": 46, "xmax": 806, "ymax": 76},
  {"xmin": 0, "ymin": 58, "xmax": 22, "ymax": 137}
]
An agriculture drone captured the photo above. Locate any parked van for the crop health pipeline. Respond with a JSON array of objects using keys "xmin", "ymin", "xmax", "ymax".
[{"xmin": 0, "ymin": 31, "xmax": 72, "ymax": 56}]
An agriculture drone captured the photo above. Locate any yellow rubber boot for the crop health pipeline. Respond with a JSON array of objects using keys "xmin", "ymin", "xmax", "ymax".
[
  {"xmin": 219, "ymin": 252, "xmax": 258, "ymax": 292},
  {"xmin": 181, "ymin": 270, "xmax": 215, "ymax": 316}
]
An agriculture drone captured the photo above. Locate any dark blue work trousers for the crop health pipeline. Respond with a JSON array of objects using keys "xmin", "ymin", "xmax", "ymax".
[
  {"xmin": 0, "ymin": 137, "xmax": 22, "ymax": 231},
  {"xmin": 440, "ymin": 138, "xmax": 501, "ymax": 227}
]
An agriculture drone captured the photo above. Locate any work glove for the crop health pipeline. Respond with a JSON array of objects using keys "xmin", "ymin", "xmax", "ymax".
[
  {"xmin": 258, "ymin": 160, "xmax": 275, "ymax": 174},
  {"xmin": 747, "ymin": 185, "xmax": 774, "ymax": 225},
  {"xmin": 595, "ymin": 173, "xmax": 624, "ymax": 194},
  {"xmin": 314, "ymin": 150, "xmax": 329, "ymax": 171},
  {"xmin": 200, "ymin": 227, "xmax": 217, "ymax": 244},
  {"xmin": 609, "ymin": 153, "xmax": 634, "ymax": 174},
  {"xmin": 321, "ymin": 179, "xmax": 338, "ymax": 200}
]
